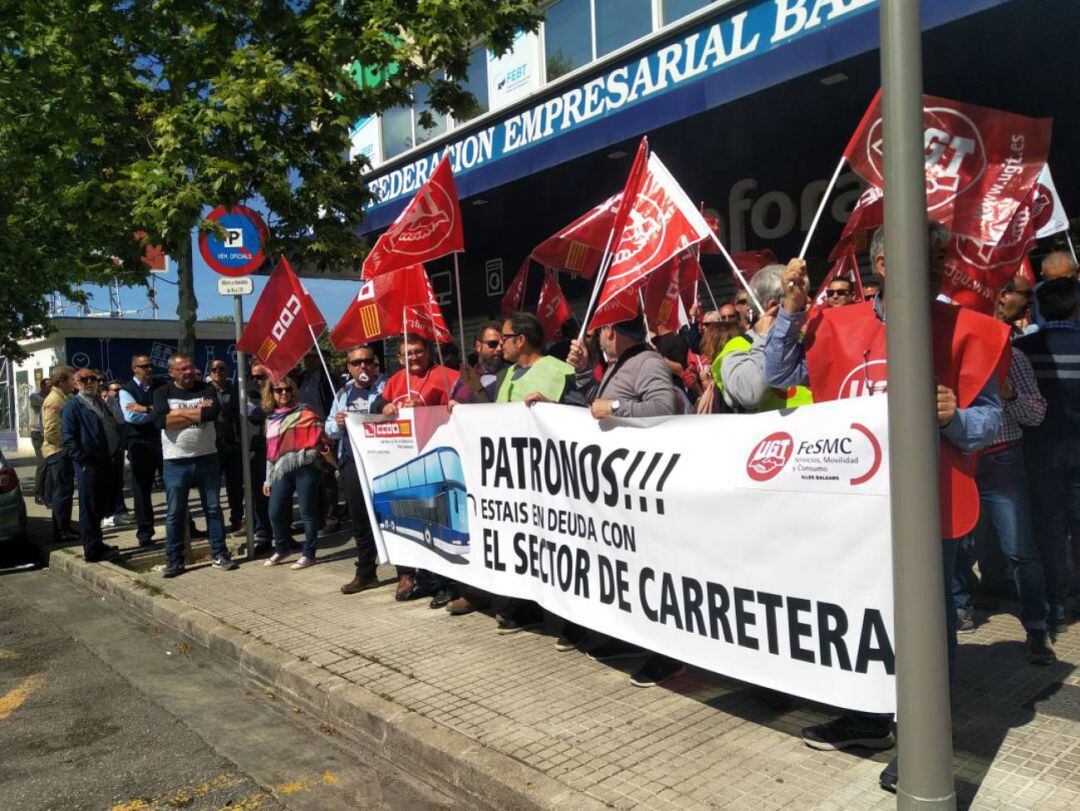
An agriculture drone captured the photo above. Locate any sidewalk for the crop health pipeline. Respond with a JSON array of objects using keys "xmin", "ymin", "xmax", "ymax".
[{"xmin": 16, "ymin": 451, "xmax": 1080, "ymax": 809}]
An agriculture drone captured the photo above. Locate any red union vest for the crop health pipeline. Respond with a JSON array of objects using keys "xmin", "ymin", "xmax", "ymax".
[{"xmin": 804, "ymin": 300, "xmax": 1010, "ymax": 539}]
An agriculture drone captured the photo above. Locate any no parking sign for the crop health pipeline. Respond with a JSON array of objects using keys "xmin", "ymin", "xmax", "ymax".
[{"xmin": 198, "ymin": 205, "xmax": 269, "ymax": 277}]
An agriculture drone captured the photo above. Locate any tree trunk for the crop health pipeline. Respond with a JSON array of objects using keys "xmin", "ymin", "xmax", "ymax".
[{"xmin": 176, "ymin": 233, "xmax": 197, "ymax": 356}]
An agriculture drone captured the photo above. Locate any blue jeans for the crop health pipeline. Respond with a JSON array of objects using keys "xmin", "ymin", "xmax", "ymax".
[
  {"xmin": 45, "ymin": 453, "xmax": 74, "ymax": 540},
  {"xmin": 967, "ymin": 444, "xmax": 1049, "ymax": 630},
  {"xmin": 269, "ymin": 462, "xmax": 321, "ymax": 558},
  {"xmin": 163, "ymin": 454, "xmax": 228, "ymax": 566},
  {"xmin": 1027, "ymin": 438, "xmax": 1080, "ymax": 621}
]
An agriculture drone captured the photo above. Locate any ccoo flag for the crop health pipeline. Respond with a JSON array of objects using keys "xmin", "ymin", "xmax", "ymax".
[
  {"xmin": 331, "ymin": 264, "xmax": 452, "ymax": 348},
  {"xmin": 843, "ymin": 91, "xmax": 1052, "ymax": 246},
  {"xmin": 535, "ymin": 269, "xmax": 573, "ymax": 344},
  {"xmin": 500, "ymin": 259, "xmax": 530, "ymax": 318},
  {"xmin": 590, "ymin": 150, "xmax": 714, "ymax": 330},
  {"xmin": 362, "ymin": 155, "xmax": 464, "ymax": 279},
  {"xmin": 237, "ymin": 259, "xmax": 327, "ymax": 382}
]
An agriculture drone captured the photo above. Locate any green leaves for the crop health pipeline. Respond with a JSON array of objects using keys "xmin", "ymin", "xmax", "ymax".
[{"xmin": 0, "ymin": 0, "xmax": 543, "ymax": 357}]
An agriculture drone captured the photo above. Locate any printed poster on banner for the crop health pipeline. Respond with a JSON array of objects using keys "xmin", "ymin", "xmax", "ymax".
[
  {"xmin": 487, "ymin": 30, "xmax": 542, "ymax": 110},
  {"xmin": 348, "ymin": 399, "xmax": 897, "ymax": 713}
]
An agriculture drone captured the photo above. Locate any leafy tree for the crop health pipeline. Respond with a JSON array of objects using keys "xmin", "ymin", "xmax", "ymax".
[{"xmin": 1, "ymin": 0, "xmax": 543, "ymax": 356}]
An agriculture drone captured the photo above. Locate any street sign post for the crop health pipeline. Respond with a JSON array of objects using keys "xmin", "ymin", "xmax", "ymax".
[{"xmin": 202, "ymin": 206, "xmax": 267, "ymax": 560}]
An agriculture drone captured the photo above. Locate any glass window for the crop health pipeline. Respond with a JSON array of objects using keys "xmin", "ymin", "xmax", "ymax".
[
  {"xmin": 425, "ymin": 452, "xmax": 441, "ymax": 483},
  {"xmin": 381, "ymin": 104, "xmax": 413, "ymax": 159},
  {"xmin": 595, "ymin": 0, "xmax": 652, "ymax": 58},
  {"xmin": 412, "ymin": 83, "xmax": 447, "ymax": 146},
  {"xmin": 454, "ymin": 48, "xmax": 489, "ymax": 121},
  {"xmin": 662, "ymin": 0, "xmax": 713, "ymax": 25},
  {"xmin": 440, "ymin": 449, "xmax": 464, "ymax": 483},
  {"xmin": 543, "ymin": 0, "xmax": 592, "ymax": 81}
]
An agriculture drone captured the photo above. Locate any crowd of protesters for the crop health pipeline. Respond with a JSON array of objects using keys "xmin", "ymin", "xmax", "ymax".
[{"xmin": 31, "ymin": 223, "xmax": 1080, "ymax": 792}]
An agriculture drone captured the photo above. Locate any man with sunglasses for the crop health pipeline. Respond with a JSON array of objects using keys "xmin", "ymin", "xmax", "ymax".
[
  {"xmin": 61, "ymin": 369, "xmax": 121, "ymax": 562},
  {"xmin": 153, "ymin": 353, "xmax": 236, "ymax": 577},
  {"xmin": 119, "ymin": 354, "xmax": 163, "ymax": 547},
  {"xmin": 326, "ymin": 345, "xmax": 387, "ymax": 595},
  {"xmin": 493, "ymin": 313, "xmax": 575, "ymax": 405},
  {"xmin": 732, "ymin": 292, "xmax": 752, "ymax": 330},
  {"xmin": 207, "ymin": 360, "xmax": 244, "ymax": 534},
  {"xmin": 824, "ymin": 278, "xmax": 855, "ymax": 308}
]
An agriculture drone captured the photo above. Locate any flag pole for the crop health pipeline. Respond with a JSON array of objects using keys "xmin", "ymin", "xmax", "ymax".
[
  {"xmin": 709, "ymin": 231, "xmax": 765, "ymax": 315},
  {"xmin": 577, "ymin": 227, "xmax": 619, "ymax": 341},
  {"xmin": 452, "ymin": 253, "xmax": 468, "ymax": 361},
  {"xmin": 430, "ymin": 331, "xmax": 454, "ymax": 412},
  {"xmin": 306, "ymin": 323, "xmax": 339, "ymax": 396},
  {"xmin": 402, "ymin": 307, "xmax": 412, "ymax": 397},
  {"xmin": 799, "ymin": 155, "xmax": 848, "ymax": 260}
]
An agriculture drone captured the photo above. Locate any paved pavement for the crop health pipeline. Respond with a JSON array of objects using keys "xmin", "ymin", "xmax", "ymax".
[
  {"xmin": 13, "ymin": 449, "xmax": 1080, "ymax": 808},
  {"xmin": 0, "ymin": 556, "xmax": 463, "ymax": 809}
]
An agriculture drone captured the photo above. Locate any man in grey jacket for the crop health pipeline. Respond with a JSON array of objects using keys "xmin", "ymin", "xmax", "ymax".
[
  {"xmin": 563, "ymin": 314, "xmax": 683, "ymax": 687},
  {"xmin": 566, "ymin": 313, "xmax": 677, "ymax": 419}
]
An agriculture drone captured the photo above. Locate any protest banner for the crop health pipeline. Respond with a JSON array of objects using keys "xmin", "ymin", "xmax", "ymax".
[{"xmin": 347, "ymin": 397, "xmax": 897, "ymax": 713}]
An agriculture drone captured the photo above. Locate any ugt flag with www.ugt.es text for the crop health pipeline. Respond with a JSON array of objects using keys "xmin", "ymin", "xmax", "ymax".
[{"xmin": 843, "ymin": 91, "xmax": 1052, "ymax": 246}]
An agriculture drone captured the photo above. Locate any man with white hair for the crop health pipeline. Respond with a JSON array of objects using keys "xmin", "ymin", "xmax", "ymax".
[{"xmin": 716, "ymin": 263, "xmax": 812, "ymax": 412}]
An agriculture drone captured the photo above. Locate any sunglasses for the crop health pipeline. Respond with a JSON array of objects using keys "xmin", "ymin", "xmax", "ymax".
[
  {"xmin": 734, "ymin": 299, "xmax": 748, "ymax": 306},
  {"xmin": 76, "ymin": 376, "xmax": 100, "ymax": 383},
  {"xmin": 271, "ymin": 386, "xmax": 293, "ymax": 394},
  {"xmin": 348, "ymin": 357, "xmax": 377, "ymax": 366},
  {"xmin": 134, "ymin": 363, "xmax": 152, "ymax": 370},
  {"xmin": 825, "ymin": 289, "xmax": 852, "ymax": 297},
  {"xmin": 210, "ymin": 365, "xmax": 227, "ymax": 372},
  {"xmin": 252, "ymin": 374, "xmax": 267, "ymax": 380},
  {"xmin": 480, "ymin": 339, "xmax": 502, "ymax": 349},
  {"xmin": 500, "ymin": 333, "xmax": 522, "ymax": 341}
]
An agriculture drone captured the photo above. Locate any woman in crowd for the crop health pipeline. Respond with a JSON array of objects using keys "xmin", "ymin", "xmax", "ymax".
[{"xmin": 261, "ymin": 375, "xmax": 327, "ymax": 570}]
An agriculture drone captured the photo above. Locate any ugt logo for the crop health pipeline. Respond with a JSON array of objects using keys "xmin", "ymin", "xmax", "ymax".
[
  {"xmin": 390, "ymin": 184, "xmax": 453, "ymax": 253},
  {"xmin": 867, "ymin": 107, "xmax": 986, "ymax": 212},
  {"xmin": 746, "ymin": 432, "xmax": 794, "ymax": 482},
  {"xmin": 272, "ymin": 295, "xmax": 302, "ymax": 341}
]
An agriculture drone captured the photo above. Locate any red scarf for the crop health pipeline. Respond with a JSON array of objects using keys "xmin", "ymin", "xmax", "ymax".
[{"xmin": 805, "ymin": 300, "xmax": 1010, "ymax": 538}]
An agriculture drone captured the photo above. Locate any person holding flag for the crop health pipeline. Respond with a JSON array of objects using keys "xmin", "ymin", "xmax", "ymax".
[
  {"xmin": 762, "ymin": 223, "xmax": 1024, "ymax": 789},
  {"xmin": 326, "ymin": 345, "xmax": 387, "ymax": 595},
  {"xmin": 372, "ymin": 336, "xmax": 459, "ymax": 607}
]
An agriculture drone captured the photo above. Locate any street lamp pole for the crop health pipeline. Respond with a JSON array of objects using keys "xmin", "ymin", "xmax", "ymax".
[{"xmin": 879, "ymin": 0, "xmax": 956, "ymax": 807}]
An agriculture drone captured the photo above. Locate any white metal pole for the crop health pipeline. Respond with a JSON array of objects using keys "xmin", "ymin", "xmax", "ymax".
[
  {"xmin": 799, "ymin": 156, "xmax": 848, "ymax": 260},
  {"xmin": 452, "ymin": 253, "xmax": 468, "ymax": 362}
]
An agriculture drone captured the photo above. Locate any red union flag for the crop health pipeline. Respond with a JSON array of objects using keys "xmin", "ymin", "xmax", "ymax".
[
  {"xmin": 530, "ymin": 193, "xmax": 621, "ymax": 278},
  {"xmin": 643, "ymin": 252, "xmax": 700, "ymax": 332},
  {"xmin": 590, "ymin": 151, "xmax": 713, "ymax": 330},
  {"xmin": 829, "ymin": 185, "xmax": 884, "ymax": 262},
  {"xmin": 237, "ymin": 259, "xmax": 327, "ymax": 381},
  {"xmin": 362, "ymin": 155, "xmax": 464, "ymax": 278},
  {"xmin": 844, "ymin": 91, "xmax": 1052, "ymax": 245},
  {"xmin": 500, "ymin": 259, "xmax": 529, "ymax": 318},
  {"xmin": 536, "ymin": 270, "xmax": 573, "ymax": 344},
  {"xmin": 331, "ymin": 264, "xmax": 451, "ymax": 348}
]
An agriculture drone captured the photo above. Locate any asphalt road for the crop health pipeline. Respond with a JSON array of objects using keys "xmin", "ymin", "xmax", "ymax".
[{"xmin": 0, "ymin": 562, "xmax": 462, "ymax": 810}]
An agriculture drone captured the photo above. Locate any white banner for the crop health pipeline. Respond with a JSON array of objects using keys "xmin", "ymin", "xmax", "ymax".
[{"xmin": 347, "ymin": 398, "xmax": 896, "ymax": 713}]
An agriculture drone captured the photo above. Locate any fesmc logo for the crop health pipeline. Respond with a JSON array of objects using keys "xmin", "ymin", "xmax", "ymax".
[
  {"xmin": 363, "ymin": 420, "xmax": 413, "ymax": 439},
  {"xmin": 746, "ymin": 425, "xmax": 882, "ymax": 486},
  {"xmin": 388, "ymin": 182, "xmax": 454, "ymax": 255},
  {"xmin": 867, "ymin": 106, "xmax": 987, "ymax": 213}
]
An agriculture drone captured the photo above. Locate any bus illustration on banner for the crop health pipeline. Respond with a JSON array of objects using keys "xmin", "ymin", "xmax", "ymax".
[{"xmin": 371, "ymin": 447, "xmax": 470, "ymax": 555}]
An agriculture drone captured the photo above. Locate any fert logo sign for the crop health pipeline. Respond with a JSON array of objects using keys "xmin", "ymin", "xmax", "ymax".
[{"xmin": 198, "ymin": 204, "xmax": 269, "ymax": 277}]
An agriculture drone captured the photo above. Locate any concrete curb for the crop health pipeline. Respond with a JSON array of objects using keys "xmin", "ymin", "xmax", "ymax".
[{"xmin": 43, "ymin": 548, "xmax": 604, "ymax": 810}]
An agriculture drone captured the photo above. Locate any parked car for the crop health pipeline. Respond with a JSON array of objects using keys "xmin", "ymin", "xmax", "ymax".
[{"xmin": 0, "ymin": 450, "xmax": 28, "ymax": 544}]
